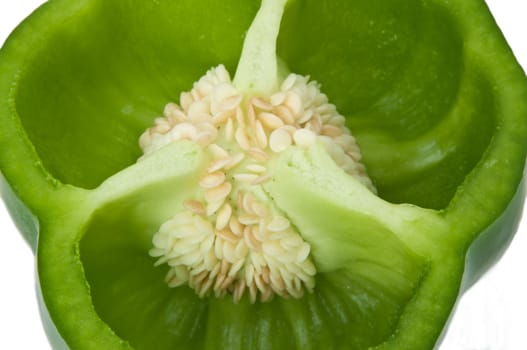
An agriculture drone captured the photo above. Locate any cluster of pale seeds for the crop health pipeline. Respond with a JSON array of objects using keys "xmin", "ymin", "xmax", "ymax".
[{"xmin": 140, "ymin": 65, "xmax": 374, "ymax": 303}]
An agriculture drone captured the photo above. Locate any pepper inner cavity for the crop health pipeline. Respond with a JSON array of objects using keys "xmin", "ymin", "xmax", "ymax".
[{"xmin": 139, "ymin": 65, "xmax": 375, "ymax": 303}]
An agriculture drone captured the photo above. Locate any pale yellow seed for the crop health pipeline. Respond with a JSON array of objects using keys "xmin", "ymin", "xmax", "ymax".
[
  {"xmin": 267, "ymin": 216, "xmax": 291, "ymax": 232},
  {"xmin": 189, "ymin": 112, "xmax": 211, "ymax": 124},
  {"xmin": 203, "ymin": 249, "xmax": 218, "ymax": 270},
  {"xmin": 198, "ymin": 276, "xmax": 215, "ymax": 297},
  {"xmin": 222, "ymin": 241, "xmax": 238, "ymax": 263},
  {"xmin": 306, "ymin": 117, "xmax": 322, "ymax": 134},
  {"xmin": 214, "ymin": 274, "xmax": 226, "ymax": 292},
  {"xmin": 221, "ymin": 94, "xmax": 243, "ymax": 111},
  {"xmin": 235, "ymin": 127, "xmax": 251, "ymax": 150},
  {"xmin": 274, "ymin": 105, "xmax": 295, "ymax": 125},
  {"xmin": 200, "ymin": 236, "xmax": 215, "ymax": 255},
  {"xmin": 233, "ymin": 173, "xmax": 259, "ymax": 183},
  {"xmin": 328, "ymin": 114, "xmax": 346, "ymax": 126},
  {"xmin": 281, "ymin": 74, "xmax": 297, "ymax": 91},
  {"xmin": 255, "ymin": 120, "xmax": 268, "ymax": 149},
  {"xmin": 270, "ymin": 92, "xmax": 286, "ymax": 106},
  {"xmin": 284, "ymin": 92, "xmax": 303, "ymax": 116},
  {"xmin": 149, "ymin": 247, "xmax": 165, "ymax": 259},
  {"xmin": 333, "ymin": 134, "xmax": 357, "ymax": 152},
  {"xmin": 316, "ymin": 103, "xmax": 336, "ymax": 115},
  {"xmin": 183, "ymin": 200, "xmax": 206, "ymax": 216},
  {"xmin": 206, "ymin": 200, "xmax": 224, "ymax": 216},
  {"xmin": 242, "ymin": 192, "xmax": 256, "ymax": 214},
  {"xmin": 154, "ymin": 255, "xmax": 169, "ymax": 267},
  {"xmin": 246, "ymin": 164, "xmax": 267, "ymax": 173},
  {"xmin": 138, "ymin": 129, "xmax": 153, "ymax": 147},
  {"xmin": 208, "ymin": 262, "xmax": 221, "ymax": 281},
  {"xmin": 196, "ymin": 81, "xmax": 213, "ymax": 97},
  {"xmin": 179, "ymin": 250, "xmax": 202, "ymax": 266},
  {"xmin": 225, "ymin": 153, "xmax": 245, "ymax": 170},
  {"xmin": 262, "ymin": 241, "xmax": 283, "ymax": 257},
  {"xmin": 261, "ymin": 266, "xmax": 271, "ymax": 284},
  {"xmin": 280, "ymin": 234, "xmax": 304, "ymax": 249},
  {"xmin": 347, "ymin": 150, "xmax": 362, "ymax": 162},
  {"xmin": 281, "ymin": 125, "xmax": 297, "ymax": 135},
  {"xmin": 215, "ymin": 64, "xmax": 230, "ymax": 82},
  {"xmin": 216, "ymin": 204, "xmax": 232, "ymax": 230},
  {"xmin": 235, "ymin": 107, "xmax": 245, "ymax": 129},
  {"xmin": 234, "ymin": 239, "xmax": 249, "ymax": 259},
  {"xmin": 195, "ymin": 132, "xmax": 216, "ymax": 147},
  {"xmin": 205, "ymin": 182, "xmax": 232, "ymax": 203},
  {"xmin": 247, "ymin": 103, "xmax": 257, "ymax": 131},
  {"xmin": 211, "ymin": 110, "xmax": 232, "ymax": 125},
  {"xmin": 239, "ymin": 214, "xmax": 260, "ymax": 226},
  {"xmin": 197, "ymin": 121, "xmax": 220, "ymax": 135},
  {"xmin": 297, "ymin": 269, "xmax": 315, "ymax": 285},
  {"xmin": 167, "ymin": 108, "xmax": 188, "ymax": 125},
  {"xmin": 302, "ymin": 260, "xmax": 316, "ymax": 276},
  {"xmin": 247, "ymin": 147, "xmax": 270, "ymax": 161},
  {"xmin": 297, "ymin": 109, "xmax": 314, "ymax": 124},
  {"xmin": 229, "ymin": 216, "xmax": 244, "ymax": 236},
  {"xmin": 167, "ymin": 275, "xmax": 186, "ymax": 288},
  {"xmin": 287, "ymin": 282, "xmax": 303, "ymax": 299},
  {"xmin": 249, "ymin": 283, "xmax": 258, "ymax": 304},
  {"xmin": 269, "ymin": 128, "xmax": 293, "ymax": 153},
  {"xmin": 245, "ymin": 264, "xmax": 255, "ymax": 285},
  {"xmin": 220, "ymin": 260, "xmax": 231, "ymax": 276},
  {"xmin": 252, "ymin": 97, "xmax": 273, "ymax": 111},
  {"xmin": 259, "ymin": 112, "xmax": 284, "ymax": 130},
  {"xmin": 220, "ymin": 275, "xmax": 236, "ymax": 291},
  {"xmin": 270, "ymin": 272, "xmax": 286, "ymax": 292},
  {"xmin": 225, "ymin": 118, "xmax": 234, "ymax": 141},
  {"xmin": 217, "ymin": 228, "xmax": 239, "ymax": 244},
  {"xmin": 293, "ymin": 128, "xmax": 317, "ymax": 147},
  {"xmin": 321, "ymin": 124, "xmax": 344, "ymax": 137},
  {"xmin": 233, "ymin": 280, "xmax": 246, "ymax": 303},
  {"xmin": 176, "ymin": 265, "xmax": 190, "ymax": 282},
  {"xmin": 254, "ymin": 273, "xmax": 266, "ymax": 293},
  {"xmin": 190, "ymin": 88, "xmax": 201, "ymax": 102},
  {"xmin": 199, "ymin": 171, "xmax": 226, "ymax": 189},
  {"xmin": 207, "ymin": 157, "xmax": 232, "ymax": 173},
  {"xmin": 251, "ymin": 252, "xmax": 266, "ymax": 274},
  {"xmin": 153, "ymin": 118, "xmax": 171, "ymax": 133},
  {"xmin": 192, "ymin": 270, "xmax": 209, "ymax": 286},
  {"xmin": 180, "ymin": 91, "xmax": 194, "ymax": 111},
  {"xmin": 228, "ymin": 259, "xmax": 245, "ymax": 278},
  {"xmin": 261, "ymin": 286, "xmax": 274, "ymax": 303},
  {"xmin": 207, "ymin": 143, "xmax": 229, "ymax": 159},
  {"xmin": 296, "ymin": 243, "xmax": 311, "ymax": 263},
  {"xmin": 236, "ymin": 191, "xmax": 245, "ymax": 210},
  {"xmin": 214, "ymin": 238, "xmax": 224, "ymax": 260},
  {"xmin": 251, "ymin": 224, "xmax": 265, "ymax": 242},
  {"xmin": 312, "ymin": 116, "xmax": 323, "ymax": 132},
  {"xmin": 280, "ymin": 268, "xmax": 294, "ymax": 290},
  {"xmin": 244, "ymin": 229, "xmax": 262, "ymax": 251},
  {"xmin": 187, "ymin": 100, "xmax": 209, "ymax": 120},
  {"xmin": 173, "ymin": 122, "xmax": 198, "ymax": 139},
  {"xmin": 163, "ymin": 102, "xmax": 181, "ymax": 118},
  {"xmin": 251, "ymin": 174, "xmax": 272, "ymax": 185},
  {"xmin": 251, "ymin": 202, "xmax": 269, "ymax": 218}
]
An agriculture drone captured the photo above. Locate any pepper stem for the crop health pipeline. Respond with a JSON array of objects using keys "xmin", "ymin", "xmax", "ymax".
[{"xmin": 233, "ymin": 0, "xmax": 288, "ymax": 95}]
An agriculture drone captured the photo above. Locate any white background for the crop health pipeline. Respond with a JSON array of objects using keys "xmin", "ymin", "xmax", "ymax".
[{"xmin": 0, "ymin": 1, "xmax": 525, "ymax": 349}]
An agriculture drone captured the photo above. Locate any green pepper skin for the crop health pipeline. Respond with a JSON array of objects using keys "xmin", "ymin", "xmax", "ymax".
[{"xmin": 1, "ymin": 0, "xmax": 526, "ymax": 349}]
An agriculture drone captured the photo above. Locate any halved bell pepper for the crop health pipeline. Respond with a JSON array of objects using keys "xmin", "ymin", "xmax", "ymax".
[{"xmin": 1, "ymin": 0, "xmax": 526, "ymax": 349}]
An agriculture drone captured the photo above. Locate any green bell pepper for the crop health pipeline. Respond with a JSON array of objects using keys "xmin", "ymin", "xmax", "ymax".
[{"xmin": 1, "ymin": 0, "xmax": 526, "ymax": 349}]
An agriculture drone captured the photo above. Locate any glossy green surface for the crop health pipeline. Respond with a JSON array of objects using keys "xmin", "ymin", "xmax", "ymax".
[{"xmin": 1, "ymin": 0, "xmax": 526, "ymax": 349}]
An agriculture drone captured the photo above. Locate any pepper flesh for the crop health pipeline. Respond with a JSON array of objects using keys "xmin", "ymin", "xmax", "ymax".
[{"xmin": 0, "ymin": 0, "xmax": 524, "ymax": 350}]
